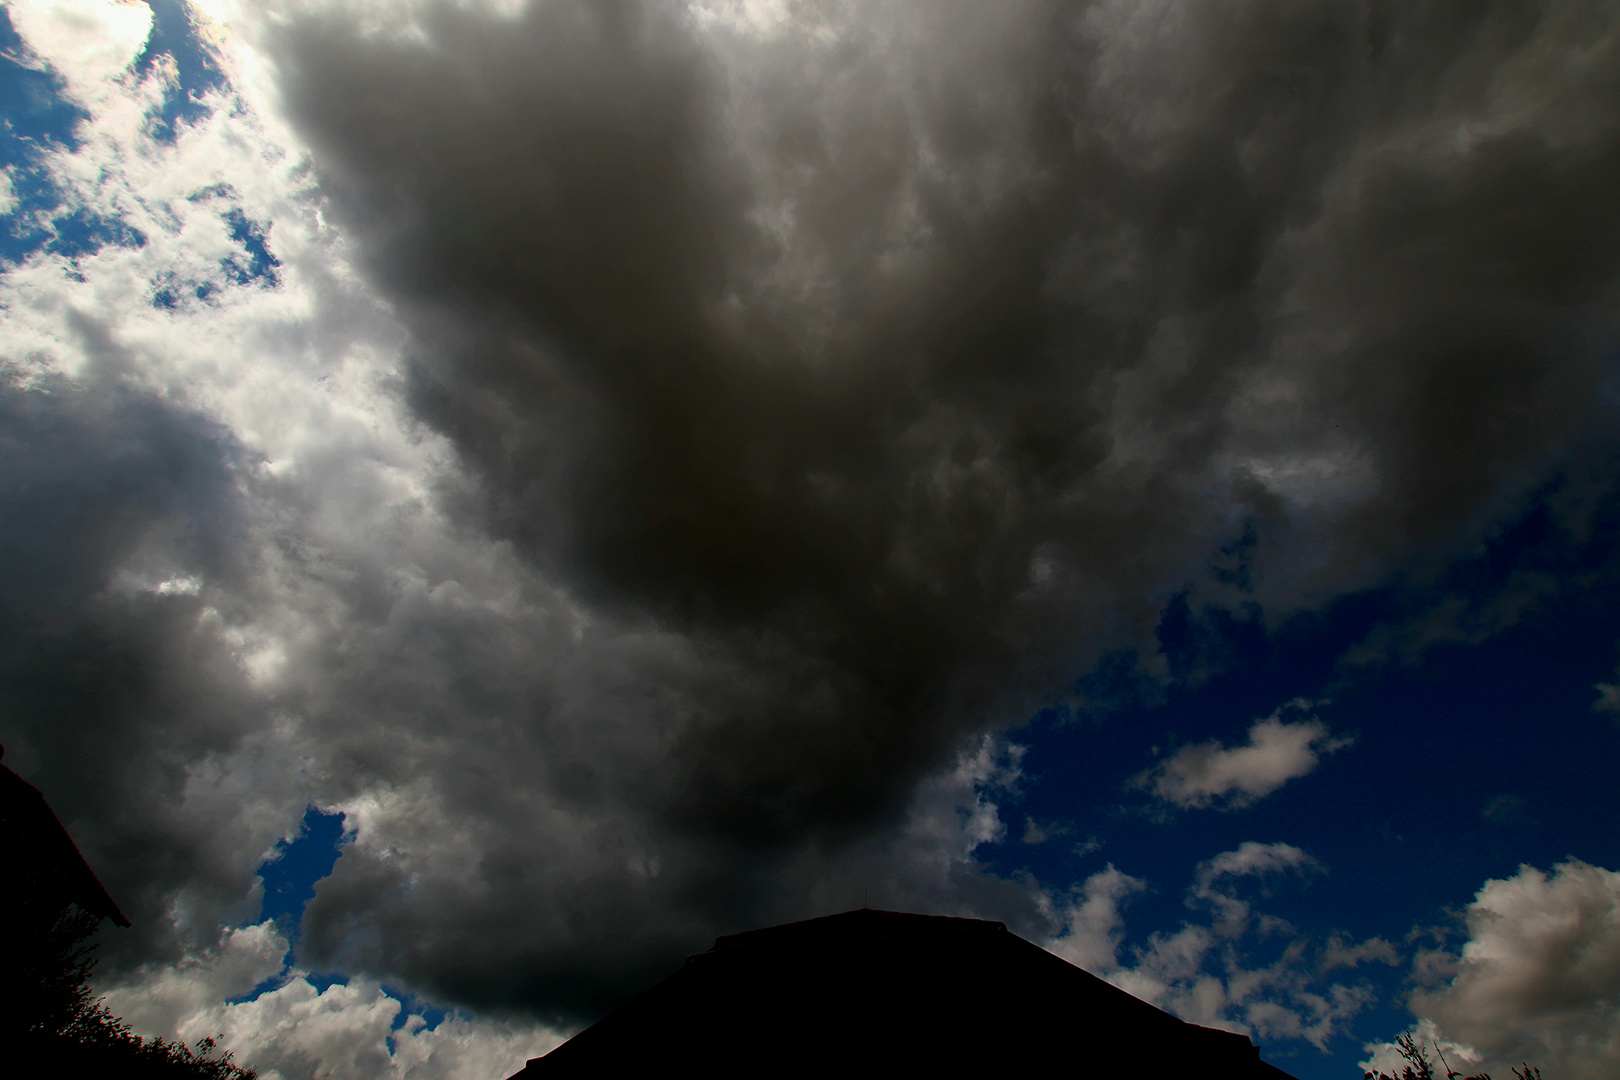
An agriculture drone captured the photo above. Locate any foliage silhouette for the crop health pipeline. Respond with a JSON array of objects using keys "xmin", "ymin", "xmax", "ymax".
[
  {"xmin": 4, "ymin": 903, "xmax": 257, "ymax": 1079},
  {"xmin": 1363, "ymin": 1032, "xmax": 1545, "ymax": 1080},
  {"xmin": 1, "ymin": 748, "xmax": 256, "ymax": 1079}
]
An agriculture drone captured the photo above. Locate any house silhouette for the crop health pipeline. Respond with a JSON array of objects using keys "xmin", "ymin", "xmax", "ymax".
[
  {"xmin": 0, "ymin": 746, "xmax": 129, "ymax": 931},
  {"xmin": 509, "ymin": 908, "xmax": 1298, "ymax": 1077}
]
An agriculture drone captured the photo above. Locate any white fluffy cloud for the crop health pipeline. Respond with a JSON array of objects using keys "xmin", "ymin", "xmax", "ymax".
[
  {"xmin": 99, "ymin": 920, "xmax": 567, "ymax": 1080},
  {"xmin": 101, "ymin": 921, "xmax": 292, "ymax": 1038},
  {"xmin": 1365, "ymin": 860, "xmax": 1620, "ymax": 1080},
  {"xmin": 1133, "ymin": 705, "xmax": 1350, "ymax": 810},
  {"xmin": 1191, "ymin": 841, "xmax": 1321, "ymax": 938},
  {"xmin": 1044, "ymin": 842, "xmax": 1391, "ymax": 1053},
  {"xmin": 7, "ymin": 0, "xmax": 154, "ymax": 97},
  {"xmin": 1045, "ymin": 863, "xmax": 1147, "ymax": 974}
]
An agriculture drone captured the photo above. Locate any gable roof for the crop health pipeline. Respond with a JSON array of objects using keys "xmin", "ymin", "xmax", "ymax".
[
  {"xmin": 713, "ymin": 907, "xmax": 1006, "ymax": 947},
  {"xmin": 0, "ymin": 754, "xmax": 130, "ymax": 928},
  {"xmin": 510, "ymin": 908, "xmax": 1296, "ymax": 1078}
]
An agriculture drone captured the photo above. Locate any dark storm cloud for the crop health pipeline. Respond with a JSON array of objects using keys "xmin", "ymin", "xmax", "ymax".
[
  {"xmin": 271, "ymin": 0, "xmax": 1146, "ymax": 848},
  {"xmin": 0, "ymin": 328, "xmax": 272, "ymax": 972},
  {"xmin": 242, "ymin": 0, "xmax": 1620, "ymax": 1018}
]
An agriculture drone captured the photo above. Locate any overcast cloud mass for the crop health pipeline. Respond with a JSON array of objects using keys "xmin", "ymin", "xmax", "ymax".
[{"xmin": 3, "ymin": 2, "xmax": 1620, "ymax": 1077}]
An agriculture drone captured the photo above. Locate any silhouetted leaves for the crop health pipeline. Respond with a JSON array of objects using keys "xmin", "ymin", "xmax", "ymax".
[
  {"xmin": 3, "ymin": 901, "xmax": 256, "ymax": 1079},
  {"xmin": 1364, "ymin": 1032, "xmax": 1546, "ymax": 1080}
]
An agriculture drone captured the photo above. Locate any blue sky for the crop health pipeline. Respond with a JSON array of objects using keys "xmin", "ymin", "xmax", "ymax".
[
  {"xmin": 3, "ymin": 4, "xmax": 1620, "ymax": 1080},
  {"xmin": 995, "ymin": 478, "xmax": 1620, "ymax": 1076}
]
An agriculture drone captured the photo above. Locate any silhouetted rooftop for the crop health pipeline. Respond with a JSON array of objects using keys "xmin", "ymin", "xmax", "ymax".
[
  {"xmin": 713, "ymin": 907, "xmax": 1007, "ymax": 947},
  {"xmin": 0, "ymin": 749, "xmax": 130, "ymax": 928},
  {"xmin": 509, "ymin": 908, "xmax": 1297, "ymax": 1078}
]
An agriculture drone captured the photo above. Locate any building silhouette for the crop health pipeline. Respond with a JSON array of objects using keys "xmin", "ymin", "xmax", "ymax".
[
  {"xmin": 510, "ymin": 908, "xmax": 1298, "ymax": 1078},
  {"xmin": 0, "ymin": 746, "xmax": 129, "ymax": 931},
  {"xmin": 2, "ymin": 749, "xmax": 263, "ymax": 1078}
]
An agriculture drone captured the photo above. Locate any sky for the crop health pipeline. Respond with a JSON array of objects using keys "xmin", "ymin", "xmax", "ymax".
[{"xmin": 1, "ymin": 2, "xmax": 1618, "ymax": 1078}]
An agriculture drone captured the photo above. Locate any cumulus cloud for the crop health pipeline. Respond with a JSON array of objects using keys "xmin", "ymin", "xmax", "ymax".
[
  {"xmin": 1046, "ymin": 842, "xmax": 1389, "ymax": 1052},
  {"xmin": 1046, "ymin": 863, "xmax": 1148, "ymax": 973},
  {"xmin": 1133, "ymin": 706, "xmax": 1350, "ymax": 810},
  {"xmin": 1367, "ymin": 860, "xmax": 1620, "ymax": 1080},
  {"xmin": 1190, "ymin": 841, "xmax": 1322, "ymax": 938},
  {"xmin": 7, "ymin": 0, "xmax": 154, "ymax": 97},
  {"xmin": 99, "ymin": 920, "xmax": 567, "ymax": 1080},
  {"xmin": 3, "ymin": 0, "xmax": 1620, "ymax": 1054},
  {"xmin": 1339, "ymin": 572, "xmax": 1562, "ymax": 672},
  {"xmin": 1596, "ymin": 681, "xmax": 1620, "ymax": 713}
]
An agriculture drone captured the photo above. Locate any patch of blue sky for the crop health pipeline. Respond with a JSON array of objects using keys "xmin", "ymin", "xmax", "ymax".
[
  {"xmin": 151, "ymin": 204, "xmax": 281, "ymax": 308},
  {"xmin": 381, "ymin": 985, "xmax": 450, "ymax": 1034},
  {"xmin": 983, "ymin": 462, "xmax": 1620, "ymax": 1078},
  {"xmin": 132, "ymin": 0, "xmax": 229, "ymax": 144},
  {"xmin": 220, "ymin": 206, "xmax": 281, "ymax": 286},
  {"xmin": 3, "ymin": 2, "xmax": 252, "ymax": 275},
  {"xmin": 44, "ymin": 204, "xmax": 146, "ymax": 259},
  {"xmin": 258, "ymin": 803, "xmax": 350, "ymax": 930},
  {"xmin": 227, "ymin": 803, "xmax": 350, "ymax": 1004},
  {"xmin": 1, "ymin": 4, "xmax": 163, "ymax": 268},
  {"xmin": 0, "ymin": 6, "xmax": 87, "ymax": 265},
  {"xmin": 238, "ymin": 804, "xmax": 460, "ymax": 1048},
  {"xmin": 151, "ymin": 276, "xmax": 199, "ymax": 310},
  {"xmin": 149, "ymin": 184, "xmax": 282, "ymax": 307}
]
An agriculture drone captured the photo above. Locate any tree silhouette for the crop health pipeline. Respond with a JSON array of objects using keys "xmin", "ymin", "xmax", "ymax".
[
  {"xmin": 2, "ymin": 749, "xmax": 256, "ymax": 1078},
  {"xmin": 3, "ymin": 901, "xmax": 258, "ymax": 1079},
  {"xmin": 1364, "ymin": 1032, "xmax": 1545, "ymax": 1080}
]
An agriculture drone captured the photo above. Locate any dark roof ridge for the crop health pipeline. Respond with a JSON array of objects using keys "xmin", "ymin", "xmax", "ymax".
[
  {"xmin": 712, "ymin": 907, "xmax": 1007, "ymax": 950},
  {"xmin": 512, "ymin": 905, "xmax": 1301, "ymax": 1078},
  {"xmin": 0, "ymin": 753, "xmax": 131, "ymax": 928}
]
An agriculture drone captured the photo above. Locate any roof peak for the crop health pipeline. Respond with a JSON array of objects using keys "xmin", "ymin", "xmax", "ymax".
[{"xmin": 712, "ymin": 908, "xmax": 1006, "ymax": 950}]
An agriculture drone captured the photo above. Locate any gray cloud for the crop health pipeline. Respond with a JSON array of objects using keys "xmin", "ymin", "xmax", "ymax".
[
  {"xmin": 0, "ymin": 347, "xmax": 277, "ymax": 972},
  {"xmin": 6, "ymin": 0, "xmax": 1620, "ymax": 1041},
  {"xmin": 241, "ymin": 0, "xmax": 1620, "ymax": 1017},
  {"xmin": 270, "ymin": 0, "xmax": 1620, "ymax": 837}
]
